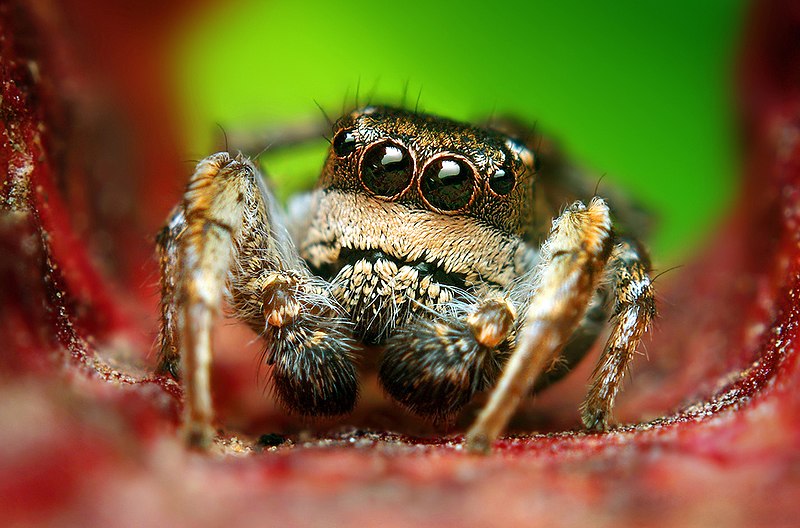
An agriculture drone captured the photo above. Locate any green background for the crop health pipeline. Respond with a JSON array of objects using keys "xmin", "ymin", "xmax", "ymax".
[{"xmin": 170, "ymin": 0, "xmax": 747, "ymax": 266}]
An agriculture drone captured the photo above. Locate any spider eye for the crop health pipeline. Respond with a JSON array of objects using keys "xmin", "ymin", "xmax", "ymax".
[
  {"xmin": 420, "ymin": 156, "xmax": 476, "ymax": 211},
  {"xmin": 333, "ymin": 129, "xmax": 357, "ymax": 157},
  {"xmin": 489, "ymin": 162, "xmax": 516, "ymax": 195},
  {"xmin": 360, "ymin": 141, "xmax": 413, "ymax": 198}
]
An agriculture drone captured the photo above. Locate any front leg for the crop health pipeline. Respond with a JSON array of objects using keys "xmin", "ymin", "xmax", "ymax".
[
  {"xmin": 158, "ymin": 152, "xmax": 357, "ymax": 448},
  {"xmin": 466, "ymin": 198, "xmax": 613, "ymax": 453},
  {"xmin": 379, "ymin": 296, "xmax": 518, "ymax": 422},
  {"xmin": 172, "ymin": 153, "xmax": 252, "ymax": 447},
  {"xmin": 230, "ymin": 269, "xmax": 359, "ymax": 416}
]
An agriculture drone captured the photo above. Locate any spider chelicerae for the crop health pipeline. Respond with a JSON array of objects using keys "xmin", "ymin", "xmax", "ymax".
[{"xmin": 156, "ymin": 106, "xmax": 656, "ymax": 453}]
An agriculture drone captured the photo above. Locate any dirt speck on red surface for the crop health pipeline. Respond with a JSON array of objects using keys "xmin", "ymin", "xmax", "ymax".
[{"xmin": 2, "ymin": 1, "xmax": 800, "ymax": 527}]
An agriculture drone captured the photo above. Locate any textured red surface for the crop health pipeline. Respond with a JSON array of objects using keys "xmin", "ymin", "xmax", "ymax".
[{"xmin": 2, "ymin": 1, "xmax": 800, "ymax": 526}]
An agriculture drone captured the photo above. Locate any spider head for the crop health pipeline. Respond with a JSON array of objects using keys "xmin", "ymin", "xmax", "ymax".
[
  {"xmin": 319, "ymin": 106, "xmax": 537, "ymax": 235},
  {"xmin": 303, "ymin": 107, "xmax": 538, "ymax": 342}
]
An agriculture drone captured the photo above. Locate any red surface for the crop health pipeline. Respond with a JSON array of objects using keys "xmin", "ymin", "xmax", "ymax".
[{"xmin": 1, "ymin": 1, "xmax": 800, "ymax": 526}]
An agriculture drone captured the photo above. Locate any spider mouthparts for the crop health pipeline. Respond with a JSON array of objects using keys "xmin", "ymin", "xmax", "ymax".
[
  {"xmin": 322, "ymin": 247, "xmax": 468, "ymax": 344},
  {"xmin": 335, "ymin": 247, "xmax": 467, "ymax": 289}
]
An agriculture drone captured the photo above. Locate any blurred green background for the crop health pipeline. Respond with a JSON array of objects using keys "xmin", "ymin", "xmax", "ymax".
[{"xmin": 170, "ymin": 0, "xmax": 747, "ymax": 266}]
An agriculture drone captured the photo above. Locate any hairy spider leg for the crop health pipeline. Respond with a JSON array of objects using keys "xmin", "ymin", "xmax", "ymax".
[
  {"xmin": 223, "ymin": 118, "xmax": 333, "ymax": 157},
  {"xmin": 466, "ymin": 198, "xmax": 614, "ymax": 453},
  {"xmin": 530, "ymin": 289, "xmax": 609, "ymax": 392},
  {"xmin": 379, "ymin": 295, "xmax": 518, "ymax": 422},
  {"xmin": 156, "ymin": 206, "xmax": 186, "ymax": 379},
  {"xmin": 581, "ymin": 237, "xmax": 656, "ymax": 430},
  {"xmin": 156, "ymin": 152, "xmax": 358, "ymax": 448}
]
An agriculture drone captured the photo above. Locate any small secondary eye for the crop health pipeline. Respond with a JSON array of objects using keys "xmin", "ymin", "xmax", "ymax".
[
  {"xmin": 360, "ymin": 141, "xmax": 413, "ymax": 198},
  {"xmin": 420, "ymin": 157, "xmax": 475, "ymax": 211},
  {"xmin": 489, "ymin": 162, "xmax": 515, "ymax": 195},
  {"xmin": 333, "ymin": 129, "xmax": 357, "ymax": 157}
]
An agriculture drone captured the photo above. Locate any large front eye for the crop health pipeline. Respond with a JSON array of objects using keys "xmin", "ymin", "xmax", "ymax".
[
  {"xmin": 420, "ymin": 156, "xmax": 476, "ymax": 211},
  {"xmin": 360, "ymin": 141, "xmax": 413, "ymax": 198}
]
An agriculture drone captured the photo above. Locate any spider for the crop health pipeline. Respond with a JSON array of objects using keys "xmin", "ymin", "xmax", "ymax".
[{"xmin": 156, "ymin": 106, "xmax": 656, "ymax": 453}]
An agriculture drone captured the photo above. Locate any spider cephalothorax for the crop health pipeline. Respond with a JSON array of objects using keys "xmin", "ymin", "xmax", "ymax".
[
  {"xmin": 156, "ymin": 106, "xmax": 656, "ymax": 452},
  {"xmin": 303, "ymin": 107, "xmax": 536, "ymax": 343}
]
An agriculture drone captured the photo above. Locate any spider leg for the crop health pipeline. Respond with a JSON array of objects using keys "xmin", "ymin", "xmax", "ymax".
[
  {"xmin": 580, "ymin": 237, "xmax": 656, "ymax": 430},
  {"xmin": 170, "ymin": 153, "xmax": 253, "ymax": 446},
  {"xmin": 230, "ymin": 267, "xmax": 359, "ymax": 418},
  {"xmin": 531, "ymin": 289, "xmax": 609, "ymax": 392},
  {"xmin": 158, "ymin": 152, "xmax": 356, "ymax": 448},
  {"xmin": 155, "ymin": 206, "xmax": 186, "ymax": 378},
  {"xmin": 466, "ymin": 198, "xmax": 613, "ymax": 453},
  {"xmin": 222, "ymin": 118, "xmax": 331, "ymax": 157},
  {"xmin": 378, "ymin": 296, "xmax": 517, "ymax": 422}
]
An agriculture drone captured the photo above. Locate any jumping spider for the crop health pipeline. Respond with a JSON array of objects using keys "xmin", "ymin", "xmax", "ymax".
[{"xmin": 156, "ymin": 106, "xmax": 656, "ymax": 453}]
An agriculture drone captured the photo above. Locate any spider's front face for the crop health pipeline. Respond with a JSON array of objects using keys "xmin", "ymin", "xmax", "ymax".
[{"xmin": 300, "ymin": 107, "xmax": 538, "ymax": 343}]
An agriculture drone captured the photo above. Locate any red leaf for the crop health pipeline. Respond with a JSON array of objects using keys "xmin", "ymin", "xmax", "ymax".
[{"xmin": 1, "ymin": 1, "xmax": 799, "ymax": 526}]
